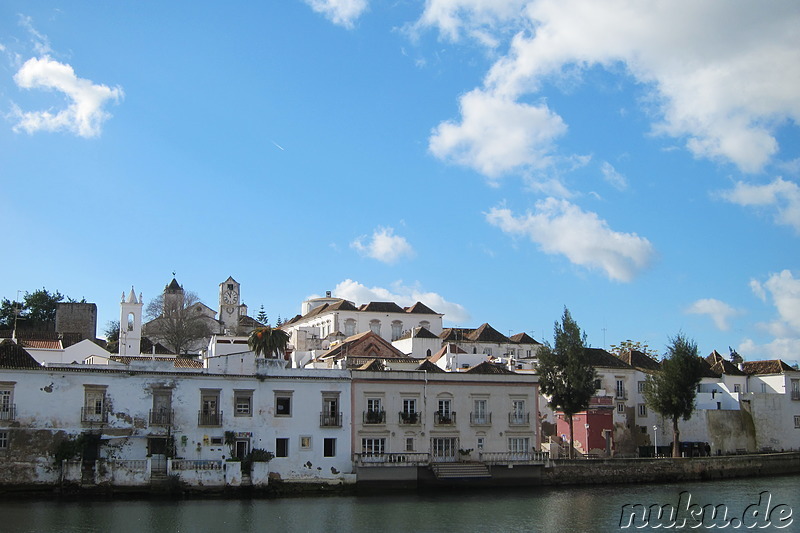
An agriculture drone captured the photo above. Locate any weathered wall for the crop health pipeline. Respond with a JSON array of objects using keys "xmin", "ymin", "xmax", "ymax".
[{"xmin": 56, "ymin": 303, "xmax": 97, "ymax": 340}]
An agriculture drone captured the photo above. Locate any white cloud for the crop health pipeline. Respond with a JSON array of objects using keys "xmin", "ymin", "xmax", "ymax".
[
  {"xmin": 720, "ymin": 178, "xmax": 800, "ymax": 234},
  {"xmin": 350, "ymin": 226, "xmax": 415, "ymax": 264},
  {"xmin": 742, "ymin": 270, "xmax": 800, "ymax": 359},
  {"xmin": 685, "ymin": 298, "xmax": 740, "ymax": 331},
  {"xmin": 428, "ymin": 1, "xmax": 800, "ymax": 175},
  {"xmin": 305, "ymin": 0, "xmax": 368, "ymax": 29},
  {"xmin": 600, "ymin": 161, "xmax": 627, "ymax": 191},
  {"xmin": 485, "ymin": 198, "xmax": 655, "ymax": 282},
  {"xmin": 429, "ymin": 88, "xmax": 567, "ymax": 179},
  {"xmin": 331, "ymin": 279, "xmax": 471, "ymax": 323},
  {"xmin": 12, "ymin": 56, "xmax": 123, "ymax": 138},
  {"xmin": 19, "ymin": 14, "xmax": 52, "ymax": 56},
  {"xmin": 413, "ymin": 0, "xmax": 528, "ymax": 47}
]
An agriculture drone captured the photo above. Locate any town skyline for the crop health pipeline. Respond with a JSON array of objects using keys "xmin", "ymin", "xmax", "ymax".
[{"xmin": 1, "ymin": 2, "xmax": 798, "ymax": 362}]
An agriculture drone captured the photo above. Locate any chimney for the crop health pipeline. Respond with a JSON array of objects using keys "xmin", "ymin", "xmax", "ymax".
[{"xmin": 326, "ymin": 290, "xmax": 332, "ymax": 298}]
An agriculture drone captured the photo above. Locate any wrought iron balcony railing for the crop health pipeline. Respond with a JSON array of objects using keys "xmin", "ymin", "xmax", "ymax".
[
  {"xmin": 363, "ymin": 410, "xmax": 386, "ymax": 424},
  {"xmin": 198, "ymin": 410, "xmax": 223, "ymax": 427},
  {"xmin": 434, "ymin": 411, "xmax": 456, "ymax": 425},
  {"xmin": 320, "ymin": 412, "xmax": 342, "ymax": 427}
]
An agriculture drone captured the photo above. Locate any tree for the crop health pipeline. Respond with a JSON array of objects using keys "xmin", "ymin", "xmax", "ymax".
[
  {"xmin": 104, "ymin": 320, "xmax": 120, "ymax": 353},
  {"xmin": 248, "ymin": 326, "xmax": 290, "ymax": 359},
  {"xmin": 536, "ymin": 307, "xmax": 596, "ymax": 458},
  {"xmin": 609, "ymin": 339, "xmax": 659, "ymax": 359},
  {"xmin": 643, "ymin": 333, "xmax": 705, "ymax": 458},
  {"xmin": 144, "ymin": 291, "xmax": 214, "ymax": 355},
  {"xmin": 0, "ymin": 289, "xmax": 69, "ymax": 330},
  {"xmin": 256, "ymin": 305, "xmax": 268, "ymax": 325}
]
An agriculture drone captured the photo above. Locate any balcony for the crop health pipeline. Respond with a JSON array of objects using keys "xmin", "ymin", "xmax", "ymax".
[
  {"xmin": 399, "ymin": 411, "xmax": 420, "ymax": 425},
  {"xmin": 434, "ymin": 411, "xmax": 456, "ymax": 426},
  {"xmin": 0, "ymin": 405, "xmax": 16, "ymax": 422},
  {"xmin": 470, "ymin": 412, "xmax": 492, "ymax": 425},
  {"xmin": 198, "ymin": 410, "xmax": 223, "ymax": 427},
  {"xmin": 81, "ymin": 407, "xmax": 108, "ymax": 425},
  {"xmin": 363, "ymin": 410, "xmax": 386, "ymax": 425},
  {"xmin": 320, "ymin": 412, "xmax": 342, "ymax": 427},
  {"xmin": 509, "ymin": 412, "xmax": 530, "ymax": 425},
  {"xmin": 149, "ymin": 409, "xmax": 174, "ymax": 427}
]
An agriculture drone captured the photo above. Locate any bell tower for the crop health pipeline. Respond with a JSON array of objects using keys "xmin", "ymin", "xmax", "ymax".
[
  {"xmin": 219, "ymin": 276, "xmax": 241, "ymax": 333},
  {"xmin": 119, "ymin": 287, "xmax": 143, "ymax": 355}
]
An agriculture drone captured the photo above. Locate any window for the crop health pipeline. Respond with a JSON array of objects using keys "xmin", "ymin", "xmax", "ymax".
[
  {"xmin": 369, "ymin": 320, "xmax": 381, "ymax": 335},
  {"xmin": 234, "ymin": 390, "xmax": 253, "ymax": 417},
  {"xmin": 151, "ymin": 389, "xmax": 172, "ymax": 426},
  {"xmin": 324, "ymin": 438, "xmax": 336, "ymax": 457},
  {"xmin": 638, "ymin": 381, "xmax": 646, "ymax": 393},
  {"xmin": 617, "ymin": 402, "xmax": 625, "ymax": 413},
  {"xmin": 792, "ymin": 380, "xmax": 800, "ymax": 400},
  {"xmin": 275, "ymin": 391, "xmax": 292, "ymax": 417},
  {"xmin": 734, "ymin": 384, "xmax": 741, "ymax": 393},
  {"xmin": 0, "ymin": 431, "xmax": 8, "ymax": 450},
  {"xmin": 511, "ymin": 399, "xmax": 527, "ymax": 424},
  {"xmin": 300, "ymin": 436, "xmax": 312, "ymax": 450},
  {"xmin": 419, "ymin": 321, "xmax": 431, "ymax": 331},
  {"xmin": 405, "ymin": 437, "xmax": 415, "ymax": 452},
  {"xmin": 477, "ymin": 437, "xmax": 485, "ymax": 450},
  {"xmin": 472, "ymin": 399, "xmax": 488, "ymax": 424},
  {"xmin": 210, "ymin": 436, "xmax": 224, "ymax": 445},
  {"xmin": 322, "ymin": 393, "xmax": 340, "ymax": 426},
  {"xmin": 794, "ymin": 416, "xmax": 800, "ymax": 429},
  {"xmin": 367, "ymin": 398, "xmax": 382, "ymax": 412},
  {"xmin": 438, "ymin": 399, "xmax": 452, "ymax": 417},
  {"xmin": 276, "ymin": 438, "xmax": 289, "ymax": 457},
  {"xmin": 483, "ymin": 347, "xmax": 492, "ymax": 356},
  {"xmin": 761, "ymin": 383, "xmax": 767, "ymax": 393},
  {"xmin": 365, "ymin": 397, "xmax": 385, "ymax": 424},
  {"xmin": 83, "ymin": 385, "xmax": 108, "ymax": 423},
  {"xmin": 391, "ymin": 321, "xmax": 403, "ymax": 341},
  {"xmin": 638, "ymin": 404, "xmax": 648, "ymax": 417},
  {"xmin": 594, "ymin": 379, "xmax": 602, "ymax": 390},
  {"xmin": 401, "ymin": 398, "xmax": 418, "ymax": 424},
  {"xmin": 362, "ymin": 438, "xmax": 385, "ymax": 455},
  {"xmin": 199, "ymin": 389, "xmax": 221, "ymax": 426},
  {"xmin": 508, "ymin": 437, "xmax": 530, "ymax": 454},
  {"xmin": 0, "ymin": 383, "xmax": 14, "ymax": 422},
  {"xmin": 616, "ymin": 379, "xmax": 626, "ymax": 399}
]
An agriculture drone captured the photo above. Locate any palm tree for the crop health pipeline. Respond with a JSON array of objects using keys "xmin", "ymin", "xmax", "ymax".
[{"xmin": 248, "ymin": 326, "xmax": 290, "ymax": 359}]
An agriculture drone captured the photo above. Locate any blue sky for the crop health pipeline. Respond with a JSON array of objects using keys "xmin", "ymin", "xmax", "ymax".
[{"xmin": 1, "ymin": 1, "xmax": 799, "ymax": 362}]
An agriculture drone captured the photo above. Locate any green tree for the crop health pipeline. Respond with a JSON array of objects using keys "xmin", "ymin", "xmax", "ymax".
[
  {"xmin": 256, "ymin": 305, "xmax": 268, "ymax": 325},
  {"xmin": 643, "ymin": 333, "xmax": 705, "ymax": 458},
  {"xmin": 0, "ymin": 289, "xmax": 66, "ymax": 330},
  {"xmin": 609, "ymin": 339, "xmax": 659, "ymax": 359},
  {"xmin": 104, "ymin": 320, "xmax": 120, "ymax": 353},
  {"xmin": 536, "ymin": 307, "xmax": 596, "ymax": 458},
  {"xmin": 248, "ymin": 326, "xmax": 290, "ymax": 359}
]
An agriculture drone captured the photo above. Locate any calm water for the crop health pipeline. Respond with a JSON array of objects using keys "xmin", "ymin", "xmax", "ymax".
[{"xmin": 1, "ymin": 475, "xmax": 798, "ymax": 532}]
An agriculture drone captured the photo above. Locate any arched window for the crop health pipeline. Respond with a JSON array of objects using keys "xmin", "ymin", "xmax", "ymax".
[
  {"xmin": 127, "ymin": 313, "xmax": 135, "ymax": 331},
  {"xmin": 344, "ymin": 319, "xmax": 356, "ymax": 337},
  {"xmin": 391, "ymin": 321, "xmax": 403, "ymax": 341},
  {"xmin": 419, "ymin": 321, "xmax": 431, "ymax": 331},
  {"xmin": 369, "ymin": 320, "xmax": 381, "ymax": 335}
]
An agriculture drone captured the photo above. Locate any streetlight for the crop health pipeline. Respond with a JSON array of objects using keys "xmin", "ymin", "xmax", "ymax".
[{"xmin": 653, "ymin": 425, "xmax": 658, "ymax": 458}]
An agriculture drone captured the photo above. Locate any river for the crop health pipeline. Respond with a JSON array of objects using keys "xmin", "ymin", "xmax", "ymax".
[{"xmin": 1, "ymin": 475, "xmax": 797, "ymax": 532}]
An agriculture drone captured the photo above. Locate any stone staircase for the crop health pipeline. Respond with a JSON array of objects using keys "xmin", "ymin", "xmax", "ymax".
[{"xmin": 431, "ymin": 462, "xmax": 491, "ymax": 479}]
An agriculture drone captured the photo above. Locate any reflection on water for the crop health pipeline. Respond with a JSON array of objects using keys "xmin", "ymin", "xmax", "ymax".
[{"xmin": 2, "ymin": 475, "xmax": 798, "ymax": 532}]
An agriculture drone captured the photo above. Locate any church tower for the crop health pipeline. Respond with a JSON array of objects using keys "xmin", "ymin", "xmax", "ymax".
[
  {"xmin": 119, "ymin": 287, "xmax": 143, "ymax": 355},
  {"xmin": 219, "ymin": 276, "xmax": 243, "ymax": 334}
]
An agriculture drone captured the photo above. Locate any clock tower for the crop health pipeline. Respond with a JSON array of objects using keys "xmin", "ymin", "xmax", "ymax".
[{"xmin": 219, "ymin": 276, "xmax": 243, "ymax": 333}]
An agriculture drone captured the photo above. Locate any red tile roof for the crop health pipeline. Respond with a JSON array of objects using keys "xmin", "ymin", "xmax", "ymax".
[
  {"xmin": 742, "ymin": 359, "xmax": 796, "ymax": 375},
  {"xmin": 0, "ymin": 340, "xmax": 41, "ymax": 368}
]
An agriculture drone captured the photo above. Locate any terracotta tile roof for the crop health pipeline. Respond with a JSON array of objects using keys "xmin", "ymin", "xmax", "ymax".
[
  {"xmin": 404, "ymin": 302, "xmax": 439, "ymax": 315},
  {"xmin": 416, "ymin": 360, "xmax": 445, "ymax": 373},
  {"xmin": 327, "ymin": 299, "xmax": 358, "ymax": 311},
  {"xmin": 585, "ymin": 348, "xmax": 635, "ymax": 369},
  {"xmin": 467, "ymin": 323, "xmax": 510, "ymax": 343},
  {"xmin": 0, "ymin": 340, "xmax": 42, "ymax": 368},
  {"xmin": 465, "ymin": 361, "xmax": 515, "ymax": 374},
  {"xmin": 616, "ymin": 350, "xmax": 661, "ymax": 373},
  {"xmin": 20, "ymin": 339, "xmax": 62, "ymax": 350},
  {"xmin": 741, "ymin": 359, "xmax": 795, "ymax": 375},
  {"xmin": 109, "ymin": 355, "xmax": 203, "ymax": 369},
  {"xmin": 439, "ymin": 327, "xmax": 473, "ymax": 342},
  {"xmin": 698, "ymin": 358, "xmax": 722, "ymax": 379},
  {"xmin": 316, "ymin": 331, "xmax": 407, "ymax": 361},
  {"xmin": 358, "ymin": 302, "xmax": 405, "ymax": 313},
  {"xmin": 705, "ymin": 351, "xmax": 746, "ymax": 376},
  {"xmin": 354, "ymin": 359, "xmax": 385, "ymax": 371},
  {"xmin": 284, "ymin": 314, "xmax": 303, "ymax": 325},
  {"xmin": 509, "ymin": 332, "xmax": 539, "ymax": 345}
]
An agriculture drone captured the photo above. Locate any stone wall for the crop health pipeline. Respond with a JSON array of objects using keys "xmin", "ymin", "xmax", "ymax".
[
  {"xmin": 540, "ymin": 452, "xmax": 800, "ymax": 486},
  {"xmin": 55, "ymin": 303, "xmax": 97, "ymax": 340}
]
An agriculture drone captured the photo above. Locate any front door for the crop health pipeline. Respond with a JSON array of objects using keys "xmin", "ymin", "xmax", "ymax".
[
  {"xmin": 431, "ymin": 437, "xmax": 458, "ymax": 462},
  {"xmin": 235, "ymin": 439, "xmax": 250, "ymax": 460},
  {"xmin": 148, "ymin": 437, "xmax": 168, "ymax": 474}
]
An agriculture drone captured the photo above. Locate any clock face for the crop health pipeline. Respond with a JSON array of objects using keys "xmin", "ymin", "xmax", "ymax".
[{"xmin": 223, "ymin": 289, "xmax": 238, "ymax": 304}]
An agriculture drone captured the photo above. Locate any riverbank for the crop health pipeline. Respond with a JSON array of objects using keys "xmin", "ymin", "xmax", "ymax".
[{"xmin": 2, "ymin": 451, "xmax": 798, "ymax": 499}]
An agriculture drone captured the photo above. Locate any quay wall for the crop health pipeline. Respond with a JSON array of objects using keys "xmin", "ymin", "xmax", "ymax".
[{"xmin": 540, "ymin": 452, "xmax": 800, "ymax": 486}]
